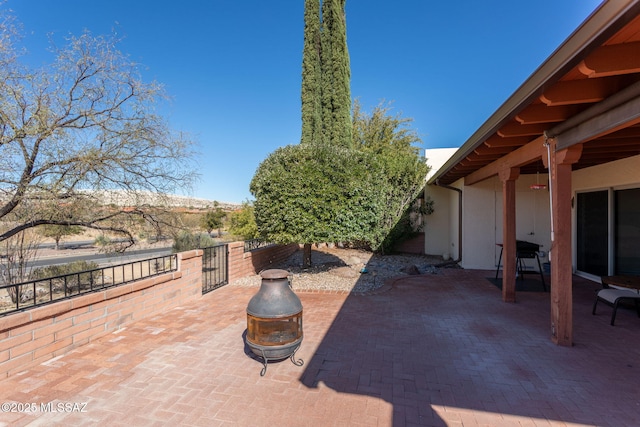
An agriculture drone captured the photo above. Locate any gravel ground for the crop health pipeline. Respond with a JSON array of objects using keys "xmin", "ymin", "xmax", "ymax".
[
  {"xmin": 33, "ymin": 241, "xmax": 453, "ymax": 294},
  {"xmin": 231, "ymin": 246, "xmax": 452, "ymax": 293}
]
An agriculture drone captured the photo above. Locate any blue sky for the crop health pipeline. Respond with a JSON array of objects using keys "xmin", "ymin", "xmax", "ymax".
[{"xmin": 7, "ymin": 1, "xmax": 602, "ymax": 203}]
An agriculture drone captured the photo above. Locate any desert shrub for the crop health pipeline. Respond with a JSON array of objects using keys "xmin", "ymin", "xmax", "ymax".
[
  {"xmin": 32, "ymin": 261, "xmax": 102, "ymax": 293},
  {"xmin": 94, "ymin": 234, "xmax": 112, "ymax": 247},
  {"xmin": 171, "ymin": 231, "xmax": 217, "ymax": 253},
  {"xmin": 227, "ymin": 201, "xmax": 259, "ymax": 240}
]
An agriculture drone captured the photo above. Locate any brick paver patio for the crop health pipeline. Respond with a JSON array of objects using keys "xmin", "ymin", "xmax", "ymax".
[{"xmin": 0, "ymin": 268, "xmax": 639, "ymax": 426}]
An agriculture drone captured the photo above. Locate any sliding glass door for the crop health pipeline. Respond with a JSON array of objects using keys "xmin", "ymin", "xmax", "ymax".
[
  {"xmin": 615, "ymin": 188, "xmax": 640, "ymax": 275},
  {"xmin": 576, "ymin": 191, "xmax": 608, "ymax": 276},
  {"xmin": 576, "ymin": 188, "xmax": 640, "ymax": 276}
]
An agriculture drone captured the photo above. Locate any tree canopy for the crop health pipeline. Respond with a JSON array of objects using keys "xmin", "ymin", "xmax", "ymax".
[
  {"xmin": 201, "ymin": 204, "xmax": 226, "ymax": 236},
  {"xmin": 353, "ymin": 100, "xmax": 432, "ymax": 251},
  {"xmin": 228, "ymin": 201, "xmax": 259, "ymax": 240},
  {"xmin": 254, "ymin": 4, "xmax": 429, "ymax": 265},
  {"xmin": 39, "ymin": 224, "xmax": 83, "ymax": 250},
  {"xmin": 301, "ymin": 0, "xmax": 323, "ymax": 145},
  {"xmin": 0, "ymin": 11, "xmax": 197, "ymax": 248},
  {"xmin": 250, "ymin": 143, "xmax": 383, "ymax": 249},
  {"xmin": 252, "ymin": 101, "xmax": 430, "ymax": 258}
]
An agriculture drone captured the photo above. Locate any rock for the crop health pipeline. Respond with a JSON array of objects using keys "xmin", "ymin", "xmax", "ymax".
[
  {"xmin": 401, "ymin": 265, "xmax": 421, "ymax": 275},
  {"xmin": 331, "ymin": 266, "xmax": 359, "ymax": 279},
  {"xmin": 20, "ymin": 289, "xmax": 34, "ymax": 302}
]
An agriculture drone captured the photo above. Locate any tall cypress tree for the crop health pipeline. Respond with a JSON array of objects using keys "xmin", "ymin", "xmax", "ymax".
[
  {"xmin": 322, "ymin": 0, "xmax": 352, "ymax": 148},
  {"xmin": 301, "ymin": 0, "xmax": 323, "ymax": 145},
  {"xmin": 301, "ymin": 0, "xmax": 352, "ymax": 148}
]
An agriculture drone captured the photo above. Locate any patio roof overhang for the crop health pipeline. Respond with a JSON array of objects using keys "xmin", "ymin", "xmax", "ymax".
[{"xmin": 428, "ymin": 0, "xmax": 640, "ymax": 187}]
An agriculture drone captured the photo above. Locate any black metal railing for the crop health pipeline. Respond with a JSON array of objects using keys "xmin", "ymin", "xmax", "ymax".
[
  {"xmin": 202, "ymin": 244, "xmax": 228, "ymax": 294},
  {"xmin": 243, "ymin": 239, "xmax": 274, "ymax": 252},
  {"xmin": 0, "ymin": 254, "xmax": 178, "ymax": 317}
]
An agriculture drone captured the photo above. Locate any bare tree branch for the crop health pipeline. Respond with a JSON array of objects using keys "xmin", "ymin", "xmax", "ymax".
[{"xmin": 0, "ymin": 13, "xmax": 198, "ymax": 244}]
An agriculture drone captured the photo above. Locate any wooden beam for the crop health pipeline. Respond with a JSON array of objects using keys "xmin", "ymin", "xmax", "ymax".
[
  {"xmin": 515, "ymin": 104, "xmax": 579, "ymax": 124},
  {"xmin": 465, "ymin": 136, "xmax": 546, "ymax": 185},
  {"xmin": 593, "ymin": 125, "xmax": 640, "ymax": 139},
  {"xmin": 484, "ymin": 135, "xmax": 531, "ymax": 148},
  {"xmin": 474, "ymin": 145, "xmax": 512, "ymax": 156},
  {"xmin": 579, "ymin": 41, "xmax": 640, "ymax": 77},
  {"xmin": 497, "ymin": 122, "xmax": 549, "ymax": 137},
  {"xmin": 540, "ymin": 78, "xmax": 618, "ymax": 106},
  {"xmin": 459, "ymin": 159, "xmax": 488, "ymax": 168},
  {"xmin": 584, "ymin": 143, "xmax": 640, "ymax": 153},
  {"xmin": 555, "ymin": 96, "xmax": 640, "ymax": 150}
]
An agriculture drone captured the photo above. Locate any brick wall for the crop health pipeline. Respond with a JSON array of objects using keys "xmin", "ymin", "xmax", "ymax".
[
  {"xmin": 0, "ymin": 250, "xmax": 203, "ymax": 379},
  {"xmin": 0, "ymin": 242, "xmax": 299, "ymax": 379},
  {"xmin": 227, "ymin": 242, "xmax": 299, "ymax": 283}
]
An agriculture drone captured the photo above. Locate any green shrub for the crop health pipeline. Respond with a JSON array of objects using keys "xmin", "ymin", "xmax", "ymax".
[
  {"xmin": 228, "ymin": 201, "xmax": 259, "ymax": 240},
  {"xmin": 171, "ymin": 231, "xmax": 217, "ymax": 253}
]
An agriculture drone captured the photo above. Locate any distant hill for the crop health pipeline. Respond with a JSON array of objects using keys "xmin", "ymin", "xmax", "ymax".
[{"xmin": 82, "ymin": 190, "xmax": 241, "ymax": 210}]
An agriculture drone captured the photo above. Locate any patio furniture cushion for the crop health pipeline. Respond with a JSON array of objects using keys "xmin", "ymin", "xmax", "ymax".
[{"xmin": 592, "ymin": 288, "xmax": 640, "ymax": 326}]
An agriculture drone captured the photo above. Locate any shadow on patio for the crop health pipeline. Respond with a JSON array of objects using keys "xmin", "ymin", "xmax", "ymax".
[{"xmin": 298, "ymin": 264, "xmax": 640, "ymax": 426}]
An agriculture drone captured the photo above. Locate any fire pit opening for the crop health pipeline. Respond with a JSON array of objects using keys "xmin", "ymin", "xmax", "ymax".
[{"xmin": 245, "ymin": 269, "xmax": 304, "ymax": 376}]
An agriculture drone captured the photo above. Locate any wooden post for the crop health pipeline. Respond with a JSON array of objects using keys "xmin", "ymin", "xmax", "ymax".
[
  {"xmin": 548, "ymin": 139, "xmax": 582, "ymax": 346},
  {"xmin": 499, "ymin": 167, "xmax": 520, "ymax": 303}
]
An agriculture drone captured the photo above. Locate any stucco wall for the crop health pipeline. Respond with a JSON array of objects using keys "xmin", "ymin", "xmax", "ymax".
[
  {"xmin": 462, "ymin": 175, "xmax": 553, "ymax": 270},
  {"xmin": 462, "ymin": 179, "xmax": 499, "ymax": 270},
  {"xmin": 423, "ymin": 185, "xmax": 453, "ymax": 257},
  {"xmin": 492, "ymin": 175, "xmax": 552, "ymax": 269},
  {"xmin": 427, "ymin": 174, "xmax": 554, "ymax": 270},
  {"xmin": 573, "ymin": 154, "xmax": 640, "ymax": 191},
  {"xmin": 427, "ymin": 155, "xmax": 640, "ymax": 271}
]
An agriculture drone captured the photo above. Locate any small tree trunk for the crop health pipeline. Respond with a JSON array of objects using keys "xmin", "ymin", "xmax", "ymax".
[
  {"xmin": 54, "ymin": 237, "xmax": 61, "ymax": 250},
  {"xmin": 303, "ymin": 243, "xmax": 312, "ymax": 268}
]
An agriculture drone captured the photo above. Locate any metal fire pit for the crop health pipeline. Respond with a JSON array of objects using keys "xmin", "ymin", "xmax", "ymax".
[{"xmin": 246, "ymin": 269, "xmax": 303, "ymax": 376}]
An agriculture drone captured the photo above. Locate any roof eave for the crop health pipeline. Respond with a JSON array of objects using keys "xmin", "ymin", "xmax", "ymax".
[{"xmin": 428, "ymin": 0, "xmax": 640, "ymax": 186}]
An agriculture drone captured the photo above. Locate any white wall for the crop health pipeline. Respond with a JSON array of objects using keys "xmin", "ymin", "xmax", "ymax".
[
  {"xmin": 423, "ymin": 147, "xmax": 461, "ymax": 259},
  {"xmin": 573, "ymin": 154, "xmax": 640, "ymax": 190},
  {"xmin": 426, "ymin": 174, "xmax": 552, "ymax": 270},
  {"xmin": 491, "ymin": 175, "xmax": 552, "ymax": 271},
  {"xmin": 458, "ymin": 177, "xmax": 551, "ymax": 270},
  {"xmin": 462, "ymin": 178, "xmax": 499, "ymax": 270},
  {"xmin": 425, "ymin": 148, "xmax": 459, "ymax": 180},
  {"xmin": 423, "ymin": 184, "xmax": 453, "ymax": 258},
  {"xmin": 425, "ymin": 155, "xmax": 640, "ymax": 271}
]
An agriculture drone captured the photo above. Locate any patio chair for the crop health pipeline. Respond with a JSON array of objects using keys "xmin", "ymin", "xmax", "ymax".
[{"xmin": 592, "ymin": 288, "xmax": 640, "ymax": 326}]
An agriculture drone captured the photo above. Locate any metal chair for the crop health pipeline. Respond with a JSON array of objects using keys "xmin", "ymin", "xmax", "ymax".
[{"xmin": 592, "ymin": 288, "xmax": 640, "ymax": 325}]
